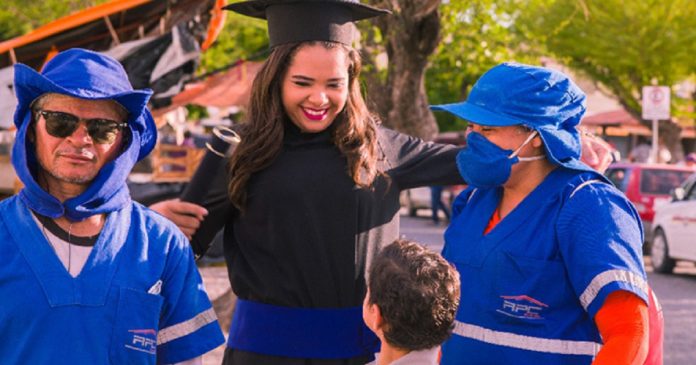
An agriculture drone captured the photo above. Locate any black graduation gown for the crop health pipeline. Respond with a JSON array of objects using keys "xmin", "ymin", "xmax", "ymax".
[{"xmin": 192, "ymin": 122, "xmax": 462, "ymax": 364}]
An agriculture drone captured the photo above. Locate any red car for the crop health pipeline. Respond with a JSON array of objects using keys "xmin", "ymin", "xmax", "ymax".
[{"xmin": 605, "ymin": 163, "xmax": 696, "ymax": 246}]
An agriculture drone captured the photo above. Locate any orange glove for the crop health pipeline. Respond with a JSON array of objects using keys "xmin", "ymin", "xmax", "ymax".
[{"xmin": 592, "ymin": 290, "xmax": 649, "ymax": 365}]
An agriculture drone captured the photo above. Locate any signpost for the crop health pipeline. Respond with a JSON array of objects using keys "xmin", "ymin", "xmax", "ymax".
[{"xmin": 642, "ymin": 86, "xmax": 670, "ymax": 163}]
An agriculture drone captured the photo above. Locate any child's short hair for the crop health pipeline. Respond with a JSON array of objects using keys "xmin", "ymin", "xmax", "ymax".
[{"xmin": 367, "ymin": 239, "xmax": 460, "ymax": 350}]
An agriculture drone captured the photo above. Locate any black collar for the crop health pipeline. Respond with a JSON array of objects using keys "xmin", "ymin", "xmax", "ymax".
[{"xmin": 34, "ymin": 213, "xmax": 99, "ymax": 247}]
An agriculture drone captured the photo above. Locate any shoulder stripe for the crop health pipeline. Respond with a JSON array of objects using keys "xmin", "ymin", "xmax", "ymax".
[
  {"xmin": 467, "ymin": 188, "xmax": 478, "ymax": 203},
  {"xmin": 569, "ymin": 179, "xmax": 603, "ymax": 199},
  {"xmin": 157, "ymin": 308, "xmax": 218, "ymax": 345},
  {"xmin": 452, "ymin": 321, "xmax": 601, "ymax": 356},
  {"xmin": 579, "ymin": 269, "xmax": 648, "ymax": 311}
]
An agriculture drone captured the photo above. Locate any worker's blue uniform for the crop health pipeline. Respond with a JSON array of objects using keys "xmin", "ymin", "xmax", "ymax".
[
  {"xmin": 4, "ymin": 49, "xmax": 224, "ymax": 364},
  {"xmin": 440, "ymin": 168, "xmax": 648, "ymax": 364},
  {"xmin": 0, "ymin": 197, "xmax": 224, "ymax": 364}
]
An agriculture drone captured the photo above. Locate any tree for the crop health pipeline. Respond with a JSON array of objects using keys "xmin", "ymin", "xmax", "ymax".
[
  {"xmin": 187, "ymin": 12, "xmax": 268, "ymax": 120},
  {"xmin": 425, "ymin": 0, "xmax": 541, "ymax": 132},
  {"xmin": 360, "ymin": 0, "xmax": 544, "ymax": 137},
  {"xmin": 516, "ymin": 0, "xmax": 696, "ymax": 158},
  {"xmin": 197, "ymin": 12, "xmax": 268, "ymax": 75},
  {"xmin": 359, "ymin": 0, "xmax": 442, "ymax": 140}
]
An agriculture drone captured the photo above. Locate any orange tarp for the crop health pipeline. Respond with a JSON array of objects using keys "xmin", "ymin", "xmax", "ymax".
[
  {"xmin": 202, "ymin": 0, "xmax": 227, "ymax": 51},
  {"xmin": 171, "ymin": 61, "xmax": 264, "ymax": 109},
  {"xmin": 0, "ymin": 0, "xmax": 152, "ymax": 56},
  {"xmin": 0, "ymin": 0, "xmax": 225, "ymax": 69}
]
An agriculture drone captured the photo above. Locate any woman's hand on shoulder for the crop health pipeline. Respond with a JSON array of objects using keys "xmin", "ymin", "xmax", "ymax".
[
  {"xmin": 150, "ymin": 198, "xmax": 208, "ymax": 240},
  {"xmin": 579, "ymin": 130, "xmax": 615, "ymax": 173}
]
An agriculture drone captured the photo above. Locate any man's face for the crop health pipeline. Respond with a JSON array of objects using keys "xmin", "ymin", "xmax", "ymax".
[{"xmin": 33, "ymin": 94, "xmax": 127, "ymax": 193}]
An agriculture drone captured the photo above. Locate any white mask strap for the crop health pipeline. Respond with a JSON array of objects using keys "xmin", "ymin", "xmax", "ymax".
[
  {"xmin": 509, "ymin": 130, "xmax": 545, "ymax": 161},
  {"xmin": 518, "ymin": 154, "xmax": 546, "ymax": 162}
]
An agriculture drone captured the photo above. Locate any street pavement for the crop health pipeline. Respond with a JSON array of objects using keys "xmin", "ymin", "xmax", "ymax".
[
  {"xmin": 648, "ymin": 265, "xmax": 696, "ymax": 365},
  {"xmin": 398, "ymin": 211, "xmax": 446, "ymax": 252},
  {"xmin": 199, "ymin": 212, "xmax": 696, "ymax": 364}
]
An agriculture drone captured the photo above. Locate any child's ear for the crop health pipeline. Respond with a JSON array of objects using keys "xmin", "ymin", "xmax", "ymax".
[
  {"xmin": 363, "ymin": 300, "xmax": 382, "ymax": 333},
  {"xmin": 371, "ymin": 304, "xmax": 385, "ymax": 330}
]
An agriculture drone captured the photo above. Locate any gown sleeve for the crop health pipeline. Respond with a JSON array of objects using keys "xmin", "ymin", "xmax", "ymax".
[
  {"xmin": 378, "ymin": 127, "xmax": 464, "ymax": 189},
  {"xmin": 187, "ymin": 124, "xmax": 245, "ymax": 256},
  {"xmin": 188, "ymin": 158, "xmax": 233, "ymax": 257}
]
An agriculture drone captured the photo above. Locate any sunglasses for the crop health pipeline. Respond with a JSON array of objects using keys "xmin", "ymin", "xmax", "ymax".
[{"xmin": 34, "ymin": 109, "xmax": 128, "ymax": 144}]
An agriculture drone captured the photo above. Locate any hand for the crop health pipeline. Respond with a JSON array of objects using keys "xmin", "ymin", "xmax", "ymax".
[
  {"xmin": 579, "ymin": 130, "xmax": 615, "ymax": 173},
  {"xmin": 150, "ymin": 198, "xmax": 208, "ymax": 240}
]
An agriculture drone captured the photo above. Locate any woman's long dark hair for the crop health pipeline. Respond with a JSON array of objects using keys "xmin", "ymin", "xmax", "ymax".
[{"xmin": 227, "ymin": 41, "xmax": 380, "ymax": 211}]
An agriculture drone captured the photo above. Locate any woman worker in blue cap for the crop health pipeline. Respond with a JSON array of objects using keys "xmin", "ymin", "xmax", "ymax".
[{"xmin": 432, "ymin": 63, "xmax": 650, "ymax": 365}]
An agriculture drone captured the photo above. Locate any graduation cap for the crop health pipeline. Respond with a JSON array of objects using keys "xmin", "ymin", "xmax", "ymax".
[{"xmin": 223, "ymin": 0, "xmax": 391, "ymax": 47}]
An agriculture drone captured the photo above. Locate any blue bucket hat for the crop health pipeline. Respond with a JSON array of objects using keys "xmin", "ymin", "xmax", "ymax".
[
  {"xmin": 12, "ymin": 48, "xmax": 156, "ymax": 220},
  {"xmin": 431, "ymin": 62, "xmax": 589, "ymax": 171}
]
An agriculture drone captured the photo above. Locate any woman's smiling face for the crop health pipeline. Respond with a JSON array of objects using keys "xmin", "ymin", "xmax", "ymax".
[{"xmin": 281, "ymin": 43, "xmax": 350, "ymax": 133}]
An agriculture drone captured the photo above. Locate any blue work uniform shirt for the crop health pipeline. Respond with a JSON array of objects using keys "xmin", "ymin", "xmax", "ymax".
[
  {"xmin": 0, "ymin": 197, "xmax": 224, "ymax": 364},
  {"xmin": 441, "ymin": 168, "xmax": 647, "ymax": 365}
]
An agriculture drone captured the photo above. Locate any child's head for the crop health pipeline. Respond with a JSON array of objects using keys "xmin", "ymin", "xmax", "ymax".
[{"xmin": 364, "ymin": 239, "xmax": 460, "ymax": 351}]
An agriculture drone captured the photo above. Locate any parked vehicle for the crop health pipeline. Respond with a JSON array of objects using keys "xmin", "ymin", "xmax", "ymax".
[
  {"xmin": 650, "ymin": 172, "xmax": 696, "ymax": 273},
  {"xmin": 400, "ymin": 132, "xmax": 467, "ymax": 217},
  {"xmin": 400, "ymin": 185, "xmax": 467, "ymax": 217},
  {"xmin": 604, "ymin": 163, "xmax": 695, "ymax": 249}
]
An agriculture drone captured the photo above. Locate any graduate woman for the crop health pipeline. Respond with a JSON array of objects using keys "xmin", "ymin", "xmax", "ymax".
[
  {"xmin": 149, "ymin": 1, "xmax": 616, "ymax": 364},
  {"xmin": 181, "ymin": 1, "xmax": 459, "ymax": 364}
]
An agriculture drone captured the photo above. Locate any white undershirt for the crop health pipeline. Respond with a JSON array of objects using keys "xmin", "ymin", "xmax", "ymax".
[
  {"xmin": 30, "ymin": 213, "xmax": 203, "ymax": 364},
  {"xmin": 31, "ymin": 213, "xmax": 93, "ymax": 278}
]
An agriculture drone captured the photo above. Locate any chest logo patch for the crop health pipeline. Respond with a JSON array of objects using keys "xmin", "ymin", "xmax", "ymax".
[
  {"xmin": 148, "ymin": 280, "xmax": 163, "ymax": 295},
  {"xmin": 125, "ymin": 329, "xmax": 157, "ymax": 354},
  {"xmin": 497, "ymin": 295, "xmax": 548, "ymax": 320}
]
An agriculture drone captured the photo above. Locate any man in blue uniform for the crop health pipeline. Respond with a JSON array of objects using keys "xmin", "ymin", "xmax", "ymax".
[{"xmin": 0, "ymin": 48, "xmax": 224, "ymax": 364}]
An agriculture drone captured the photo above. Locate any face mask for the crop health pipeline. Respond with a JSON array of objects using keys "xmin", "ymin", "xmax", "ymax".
[{"xmin": 456, "ymin": 130, "xmax": 544, "ymax": 188}]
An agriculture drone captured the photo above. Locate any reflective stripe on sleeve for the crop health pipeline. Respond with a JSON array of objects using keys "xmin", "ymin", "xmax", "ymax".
[
  {"xmin": 579, "ymin": 269, "xmax": 648, "ymax": 311},
  {"xmin": 452, "ymin": 321, "xmax": 602, "ymax": 356},
  {"xmin": 569, "ymin": 179, "xmax": 602, "ymax": 199},
  {"xmin": 157, "ymin": 308, "xmax": 218, "ymax": 345}
]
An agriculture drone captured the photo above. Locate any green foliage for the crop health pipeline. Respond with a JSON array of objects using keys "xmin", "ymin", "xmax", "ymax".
[
  {"xmin": 0, "ymin": 0, "xmax": 107, "ymax": 41},
  {"xmin": 426, "ymin": 0, "xmax": 542, "ymax": 132},
  {"xmin": 198, "ymin": 12, "xmax": 268, "ymax": 75},
  {"xmin": 186, "ymin": 104, "xmax": 209, "ymax": 121},
  {"xmin": 515, "ymin": 0, "xmax": 696, "ymax": 121},
  {"xmin": 192, "ymin": 4, "xmax": 269, "ymax": 119}
]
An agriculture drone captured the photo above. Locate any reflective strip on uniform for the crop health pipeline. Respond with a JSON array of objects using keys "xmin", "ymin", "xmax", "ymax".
[
  {"xmin": 651, "ymin": 287, "xmax": 662, "ymax": 311},
  {"xmin": 467, "ymin": 188, "xmax": 478, "ymax": 203},
  {"xmin": 579, "ymin": 269, "xmax": 648, "ymax": 311},
  {"xmin": 452, "ymin": 321, "xmax": 602, "ymax": 356},
  {"xmin": 157, "ymin": 307, "xmax": 218, "ymax": 345},
  {"xmin": 569, "ymin": 179, "xmax": 603, "ymax": 199}
]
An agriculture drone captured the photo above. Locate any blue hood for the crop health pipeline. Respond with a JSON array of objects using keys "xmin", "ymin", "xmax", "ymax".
[{"xmin": 11, "ymin": 48, "xmax": 156, "ymax": 221}]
